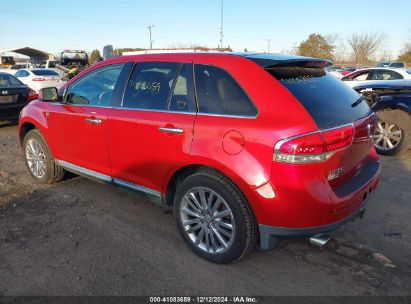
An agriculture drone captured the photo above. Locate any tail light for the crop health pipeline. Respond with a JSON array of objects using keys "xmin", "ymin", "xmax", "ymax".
[
  {"xmin": 27, "ymin": 89, "xmax": 38, "ymax": 101},
  {"xmin": 32, "ymin": 77, "xmax": 45, "ymax": 81},
  {"xmin": 274, "ymin": 124, "xmax": 354, "ymax": 163}
]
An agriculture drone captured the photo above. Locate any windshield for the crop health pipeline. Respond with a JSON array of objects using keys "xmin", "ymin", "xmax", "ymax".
[
  {"xmin": 62, "ymin": 52, "xmax": 87, "ymax": 60},
  {"xmin": 265, "ymin": 66, "xmax": 372, "ymax": 128}
]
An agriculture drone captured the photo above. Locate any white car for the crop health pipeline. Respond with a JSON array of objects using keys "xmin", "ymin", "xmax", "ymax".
[
  {"xmin": 342, "ymin": 67, "xmax": 411, "ymax": 87},
  {"xmin": 14, "ymin": 68, "xmax": 66, "ymax": 93}
]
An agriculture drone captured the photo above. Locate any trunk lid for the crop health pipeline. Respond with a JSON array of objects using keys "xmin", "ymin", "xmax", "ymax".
[
  {"xmin": 0, "ymin": 86, "xmax": 29, "ymax": 105},
  {"xmin": 264, "ymin": 61, "xmax": 375, "ymax": 189}
]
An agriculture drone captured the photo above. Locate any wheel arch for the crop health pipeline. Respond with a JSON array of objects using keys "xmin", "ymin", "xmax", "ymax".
[
  {"xmin": 163, "ymin": 163, "xmax": 255, "ymax": 212},
  {"xmin": 19, "ymin": 121, "xmax": 39, "ymax": 145},
  {"xmin": 375, "ymin": 108, "xmax": 411, "ymax": 132}
]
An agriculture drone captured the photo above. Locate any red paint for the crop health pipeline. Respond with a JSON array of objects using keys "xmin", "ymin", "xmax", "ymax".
[{"xmin": 18, "ymin": 53, "xmax": 380, "ymax": 230}]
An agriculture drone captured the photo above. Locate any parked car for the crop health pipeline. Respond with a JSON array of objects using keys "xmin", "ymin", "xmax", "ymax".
[
  {"xmin": 342, "ymin": 67, "xmax": 411, "ymax": 87},
  {"xmin": 0, "ymin": 72, "xmax": 37, "ymax": 121},
  {"xmin": 352, "ymin": 79, "xmax": 411, "ymax": 155},
  {"xmin": 18, "ymin": 53, "xmax": 380, "ymax": 263},
  {"xmin": 14, "ymin": 68, "xmax": 66, "ymax": 93},
  {"xmin": 374, "ymin": 62, "xmax": 406, "ymax": 68}
]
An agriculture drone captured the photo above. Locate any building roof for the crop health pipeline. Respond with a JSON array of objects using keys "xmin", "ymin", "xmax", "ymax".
[{"xmin": 0, "ymin": 47, "xmax": 54, "ymax": 60}]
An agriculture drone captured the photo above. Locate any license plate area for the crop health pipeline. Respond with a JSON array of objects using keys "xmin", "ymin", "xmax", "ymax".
[{"xmin": 0, "ymin": 95, "xmax": 16, "ymax": 104}]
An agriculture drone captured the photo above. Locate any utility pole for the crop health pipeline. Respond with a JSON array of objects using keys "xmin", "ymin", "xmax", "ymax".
[
  {"xmin": 147, "ymin": 25, "xmax": 154, "ymax": 49},
  {"xmin": 266, "ymin": 39, "xmax": 272, "ymax": 53},
  {"xmin": 219, "ymin": 0, "xmax": 224, "ymax": 50}
]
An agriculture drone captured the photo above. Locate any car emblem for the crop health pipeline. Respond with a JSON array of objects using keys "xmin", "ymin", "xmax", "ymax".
[
  {"xmin": 1, "ymin": 90, "xmax": 8, "ymax": 95},
  {"xmin": 327, "ymin": 165, "xmax": 345, "ymax": 181}
]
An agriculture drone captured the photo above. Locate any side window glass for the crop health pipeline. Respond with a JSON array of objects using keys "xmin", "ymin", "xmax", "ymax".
[
  {"xmin": 15, "ymin": 70, "xmax": 26, "ymax": 77},
  {"xmin": 65, "ymin": 64, "xmax": 124, "ymax": 106},
  {"xmin": 370, "ymin": 70, "xmax": 394, "ymax": 80},
  {"xmin": 194, "ymin": 65, "xmax": 257, "ymax": 116},
  {"xmin": 169, "ymin": 63, "xmax": 196, "ymax": 112},
  {"xmin": 352, "ymin": 72, "xmax": 369, "ymax": 80},
  {"xmin": 123, "ymin": 62, "xmax": 179, "ymax": 110},
  {"xmin": 389, "ymin": 71, "xmax": 403, "ymax": 80}
]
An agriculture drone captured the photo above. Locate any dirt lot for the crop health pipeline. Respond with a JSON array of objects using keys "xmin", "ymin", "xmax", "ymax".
[{"xmin": 0, "ymin": 121, "xmax": 410, "ymax": 296}]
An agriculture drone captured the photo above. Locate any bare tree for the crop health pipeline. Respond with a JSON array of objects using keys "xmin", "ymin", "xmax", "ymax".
[
  {"xmin": 378, "ymin": 49, "xmax": 394, "ymax": 62},
  {"xmin": 326, "ymin": 33, "xmax": 348, "ymax": 64},
  {"xmin": 348, "ymin": 32, "xmax": 385, "ymax": 64}
]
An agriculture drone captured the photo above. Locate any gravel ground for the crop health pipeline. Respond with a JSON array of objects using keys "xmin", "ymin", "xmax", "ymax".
[{"xmin": 0, "ymin": 121, "xmax": 410, "ymax": 296}]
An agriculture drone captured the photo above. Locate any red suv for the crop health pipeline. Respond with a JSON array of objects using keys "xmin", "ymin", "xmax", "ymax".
[{"xmin": 18, "ymin": 53, "xmax": 380, "ymax": 263}]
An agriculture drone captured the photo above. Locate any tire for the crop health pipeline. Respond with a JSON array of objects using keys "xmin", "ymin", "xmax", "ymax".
[
  {"xmin": 23, "ymin": 129, "xmax": 65, "ymax": 184},
  {"xmin": 174, "ymin": 169, "xmax": 258, "ymax": 264},
  {"xmin": 374, "ymin": 119, "xmax": 410, "ymax": 156}
]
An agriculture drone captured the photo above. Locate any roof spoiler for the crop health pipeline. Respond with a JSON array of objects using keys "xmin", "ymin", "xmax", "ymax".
[
  {"xmin": 251, "ymin": 58, "xmax": 333, "ymax": 69},
  {"xmin": 265, "ymin": 59, "xmax": 333, "ymax": 69}
]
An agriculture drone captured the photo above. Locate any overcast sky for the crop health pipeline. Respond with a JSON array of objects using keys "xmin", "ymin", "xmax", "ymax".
[{"xmin": 0, "ymin": 0, "xmax": 410, "ymax": 58}]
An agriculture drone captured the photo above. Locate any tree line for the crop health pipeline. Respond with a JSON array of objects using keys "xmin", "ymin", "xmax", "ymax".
[
  {"xmin": 87, "ymin": 31, "xmax": 411, "ymax": 66},
  {"xmin": 295, "ymin": 31, "xmax": 411, "ymax": 65}
]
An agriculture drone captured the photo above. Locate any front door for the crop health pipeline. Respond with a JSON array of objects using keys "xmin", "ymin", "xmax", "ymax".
[{"xmin": 47, "ymin": 63, "xmax": 126, "ymax": 177}]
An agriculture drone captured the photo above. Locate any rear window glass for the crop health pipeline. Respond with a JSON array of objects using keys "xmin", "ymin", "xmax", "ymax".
[
  {"xmin": 0, "ymin": 73, "xmax": 24, "ymax": 86},
  {"xmin": 390, "ymin": 63, "xmax": 405, "ymax": 68},
  {"xmin": 31, "ymin": 69, "xmax": 59, "ymax": 76},
  {"xmin": 266, "ymin": 67, "xmax": 372, "ymax": 128}
]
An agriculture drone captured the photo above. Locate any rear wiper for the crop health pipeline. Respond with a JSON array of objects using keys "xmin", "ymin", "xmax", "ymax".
[{"xmin": 351, "ymin": 95, "xmax": 365, "ymax": 108}]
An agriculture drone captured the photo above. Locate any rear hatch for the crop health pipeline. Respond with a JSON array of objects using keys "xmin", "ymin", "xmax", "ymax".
[{"xmin": 263, "ymin": 60, "xmax": 375, "ymax": 190}]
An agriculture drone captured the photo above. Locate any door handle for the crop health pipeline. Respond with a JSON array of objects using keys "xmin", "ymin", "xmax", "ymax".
[
  {"xmin": 85, "ymin": 118, "xmax": 102, "ymax": 125},
  {"xmin": 159, "ymin": 127, "xmax": 184, "ymax": 134}
]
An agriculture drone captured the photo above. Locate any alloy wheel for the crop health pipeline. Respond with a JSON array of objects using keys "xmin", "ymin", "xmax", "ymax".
[
  {"xmin": 25, "ymin": 138, "xmax": 47, "ymax": 179},
  {"xmin": 180, "ymin": 187, "xmax": 236, "ymax": 254},
  {"xmin": 374, "ymin": 121, "xmax": 402, "ymax": 151}
]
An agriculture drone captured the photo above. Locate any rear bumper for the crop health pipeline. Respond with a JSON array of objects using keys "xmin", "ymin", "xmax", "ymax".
[
  {"xmin": 258, "ymin": 159, "xmax": 380, "ymax": 250},
  {"xmin": 259, "ymin": 207, "xmax": 364, "ymax": 250}
]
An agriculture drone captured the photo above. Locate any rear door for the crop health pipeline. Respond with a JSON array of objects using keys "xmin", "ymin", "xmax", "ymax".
[
  {"xmin": 47, "ymin": 63, "xmax": 125, "ymax": 177},
  {"xmin": 107, "ymin": 61, "xmax": 197, "ymax": 192}
]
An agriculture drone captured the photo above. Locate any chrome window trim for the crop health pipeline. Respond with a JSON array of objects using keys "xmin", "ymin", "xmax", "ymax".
[
  {"xmin": 113, "ymin": 106, "xmax": 197, "ymax": 116},
  {"xmin": 196, "ymin": 112, "xmax": 257, "ymax": 119},
  {"xmin": 49, "ymin": 102, "xmax": 112, "ymax": 109},
  {"xmin": 55, "ymin": 160, "xmax": 112, "ymax": 183},
  {"xmin": 48, "ymin": 102, "xmax": 257, "ymax": 119}
]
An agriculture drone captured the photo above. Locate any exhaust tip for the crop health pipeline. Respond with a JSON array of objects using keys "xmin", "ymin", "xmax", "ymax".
[{"xmin": 309, "ymin": 234, "xmax": 331, "ymax": 248}]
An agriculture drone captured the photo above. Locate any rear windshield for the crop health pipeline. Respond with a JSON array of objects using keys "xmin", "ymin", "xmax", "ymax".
[
  {"xmin": 390, "ymin": 63, "xmax": 405, "ymax": 68},
  {"xmin": 0, "ymin": 73, "xmax": 24, "ymax": 86},
  {"xmin": 32, "ymin": 69, "xmax": 59, "ymax": 76},
  {"xmin": 266, "ymin": 67, "xmax": 372, "ymax": 128}
]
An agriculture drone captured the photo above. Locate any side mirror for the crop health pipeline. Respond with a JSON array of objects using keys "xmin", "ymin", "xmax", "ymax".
[{"xmin": 38, "ymin": 87, "xmax": 58, "ymax": 102}]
